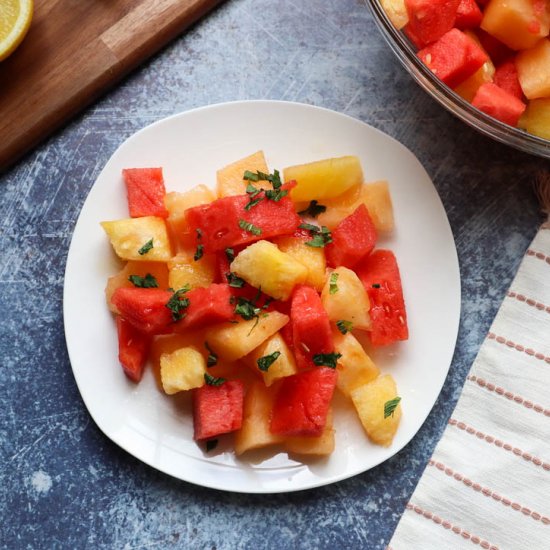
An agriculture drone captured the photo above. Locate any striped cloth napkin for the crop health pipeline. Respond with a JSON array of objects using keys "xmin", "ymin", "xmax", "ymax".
[{"xmin": 389, "ymin": 184, "xmax": 550, "ymax": 550}]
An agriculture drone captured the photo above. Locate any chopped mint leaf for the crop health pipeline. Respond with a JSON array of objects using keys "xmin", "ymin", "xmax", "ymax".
[
  {"xmin": 312, "ymin": 352, "xmax": 342, "ymax": 369},
  {"xmin": 138, "ymin": 239, "xmax": 154, "ymax": 255},
  {"xmin": 384, "ymin": 397, "xmax": 401, "ymax": 418},
  {"xmin": 298, "ymin": 200, "xmax": 327, "ymax": 218},
  {"xmin": 128, "ymin": 273, "xmax": 158, "ymax": 288},
  {"xmin": 257, "ymin": 351, "xmax": 281, "ymax": 372}
]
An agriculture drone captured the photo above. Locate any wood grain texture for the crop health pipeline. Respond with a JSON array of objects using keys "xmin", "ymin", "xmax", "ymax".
[{"xmin": 0, "ymin": 0, "xmax": 222, "ymax": 170}]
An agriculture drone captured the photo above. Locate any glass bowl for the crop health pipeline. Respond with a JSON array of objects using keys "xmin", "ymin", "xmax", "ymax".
[{"xmin": 366, "ymin": 0, "xmax": 550, "ymax": 159}]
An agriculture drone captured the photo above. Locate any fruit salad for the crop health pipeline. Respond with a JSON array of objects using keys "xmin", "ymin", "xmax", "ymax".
[
  {"xmin": 101, "ymin": 152, "xmax": 407, "ymax": 458},
  {"xmin": 381, "ymin": 0, "xmax": 550, "ymax": 139}
]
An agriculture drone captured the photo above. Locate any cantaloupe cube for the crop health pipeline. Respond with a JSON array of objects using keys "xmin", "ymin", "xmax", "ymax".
[
  {"xmin": 481, "ymin": 0, "xmax": 550, "ymax": 51},
  {"xmin": 235, "ymin": 381, "xmax": 283, "ymax": 455},
  {"xmin": 105, "ymin": 261, "xmax": 169, "ymax": 313},
  {"xmin": 516, "ymin": 39, "xmax": 550, "ymax": 99},
  {"xmin": 322, "ymin": 182, "xmax": 363, "ymax": 208},
  {"xmin": 230, "ymin": 240, "xmax": 308, "ymax": 300},
  {"xmin": 359, "ymin": 181, "xmax": 395, "ymax": 233},
  {"xmin": 245, "ymin": 332, "xmax": 297, "ymax": 386},
  {"xmin": 272, "ymin": 235, "xmax": 326, "ymax": 291},
  {"xmin": 381, "ymin": 0, "xmax": 409, "ymax": 29},
  {"xmin": 101, "ymin": 216, "xmax": 172, "ymax": 262},
  {"xmin": 351, "ymin": 374, "xmax": 402, "ymax": 447},
  {"xmin": 205, "ymin": 311, "xmax": 289, "ymax": 362},
  {"xmin": 284, "ymin": 409, "xmax": 335, "ymax": 456},
  {"xmin": 167, "ymin": 252, "xmax": 216, "ymax": 290},
  {"xmin": 164, "ymin": 185, "xmax": 216, "ymax": 253},
  {"xmin": 160, "ymin": 346, "xmax": 207, "ymax": 394},
  {"xmin": 317, "ymin": 181, "xmax": 394, "ymax": 233},
  {"xmin": 522, "ymin": 97, "xmax": 550, "ymax": 138},
  {"xmin": 332, "ymin": 330, "xmax": 379, "ymax": 397},
  {"xmin": 217, "ymin": 151, "xmax": 270, "ymax": 197},
  {"xmin": 283, "ymin": 156, "xmax": 364, "ymax": 202},
  {"xmin": 321, "ymin": 267, "xmax": 372, "ymax": 331}
]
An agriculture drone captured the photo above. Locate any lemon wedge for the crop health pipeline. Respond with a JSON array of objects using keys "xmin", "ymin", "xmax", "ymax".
[{"xmin": 0, "ymin": 0, "xmax": 33, "ymax": 62}]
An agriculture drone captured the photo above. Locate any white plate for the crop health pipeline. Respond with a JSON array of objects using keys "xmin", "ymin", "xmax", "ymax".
[{"xmin": 64, "ymin": 100, "xmax": 460, "ymax": 493}]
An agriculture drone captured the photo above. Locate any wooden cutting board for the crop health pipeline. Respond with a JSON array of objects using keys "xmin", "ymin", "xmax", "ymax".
[{"xmin": 0, "ymin": 0, "xmax": 222, "ymax": 171}]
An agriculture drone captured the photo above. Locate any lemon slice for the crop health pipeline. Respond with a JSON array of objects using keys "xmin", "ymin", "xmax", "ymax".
[{"xmin": 0, "ymin": 0, "xmax": 33, "ymax": 62}]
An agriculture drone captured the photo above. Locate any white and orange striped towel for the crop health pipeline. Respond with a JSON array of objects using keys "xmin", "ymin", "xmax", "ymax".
[{"xmin": 389, "ymin": 222, "xmax": 550, "ymax": 550}]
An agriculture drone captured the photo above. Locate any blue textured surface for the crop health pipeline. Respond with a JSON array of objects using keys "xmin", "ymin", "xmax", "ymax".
[{"xmin": 1, "ymin": 0, "xmax": 547, "ymax": 548}]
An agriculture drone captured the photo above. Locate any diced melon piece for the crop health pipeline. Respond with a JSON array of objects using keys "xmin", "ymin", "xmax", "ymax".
[
  {"xmin": 360, "ymin": 181, "xmax": 395, "ymax": 233},
  {"xmin": 404, "ymin": 0, "xmax": 461, "ymax": 48},
  {"xmin": 332, "ymin": 330, "xmax": 380, "ymax": 397},
  {"xmin": 235, "ymin": 381, "xmax": 283, "ymax": 455},
  {"xmin": 351, "ymin": 374, "xmax": 402, "ymax": 447},
  {"xmin": 230, "ymin": 240, "xmax": 308, "ymax": 300},
  {"xmin": 493, "ymin": 58, "xmax": 524, "ymax": 99},
  {"xmin": 217, "ymin": 151, "xmax": 270, "ymax": 197},
  {"xmin": 164, "ymin": 184, "xmax": 216, "ymax": 253},
  {"xmin": 101, "ymin": 216, "xmax": 172, "ymax": 262},
  {"xmin": 516, "ymin": 39, "xmax": 550, "ymax": 99},
  {"xmin": 272, "ymin": 235, "xmax": 326, "ymax": 291},
  {"xmin": 123, "ymin": 167, "xmax": 168, "ymax": 218},
  {"xmin": 105, "ymin": 261, "xmax": 169, "ymax": 313},
  {"xmin": 193, "ymin": 380, "xmax": 244, "ymax": 440},
  {"xmin": 321, "ymin": 182, "xmax": 363, "ymax": 209},
  {"xmin": 481, "ymin": 0, "xmax": 550, "ymax": 51},
  {"xmin": 321, "ymin": 267, "xmax": 372, "ymax": 331},
  {"xmin": 167, "ymin": 252, "xmax": 216, "ymax": 290},
  {"xmin": 317, "ymin": 181, "xmax": 394, "ymax": 233},
  {"xmin": 283, "ymin": 156, "xmax": 364, "ymax": 203},
  {"xmin": 284, "ymin": 409, "xmax": 335, "ymax": 456},
  {"xmin": 270, "ymin": 367, "xmax": 337, "ymax": 436},
  {"xmin": 381, "ymin": 0, "xmax": 409, "ymax": 29},
  {"xmin": 418, "ymin": 28, "xmax": 489, "ymax": 88},
  {"xmin": 522, "ymin": 97, "xmax": 550, "ymax": 138},
  {"xmin": 454, "ymin": 58, "xmax": 495, "ymax": 101},
  {"xmin": 471, "ymin": 82, "xmax": 526, "ymax": 126},
  {"xmin": 455, "ymin": 0, "xmax": 483, "ymax": 30},
  {"xmin": 205, "ymin": 311, "xmax": 289, "ymax": 362},
  {"xmin": 160, "ymin": 346, "xmax": 206, "ymax": 394},
  {"xmin": 245, "ymin": 332, "xmax": 298, "ymax": 386}
]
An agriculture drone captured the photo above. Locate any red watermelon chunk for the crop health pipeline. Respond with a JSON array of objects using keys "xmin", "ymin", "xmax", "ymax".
[
  {"xmin": 214, "ymin": 249, "xmax": 233, "ymax": 284},
  {"xmin": 404, "ymin": 0, "xmax": 460, "ymax": 48},
  {"xmin": 173, "ymin": 283, "xmax": 235, "ymax": 332},
  {"xmin": 122, "ymin": 168, "xmax": 168, "ymax": 218},
  {"xmin": 116, "ymin": 316, "xmax": 150, "ymax": 382},
  {"xmin": 193, "ymin": 380, "xmax": 245, "ymax": 440},
  {"xmin": 418, "ymin": 28, "xmax": 488, "ymax": 88},
  {"xmin": 290, "ymin": 285, "xmax": 334, "ymax": 370},
  {"xmin": 185, "ymin": 182, "xmax": 300, "ymax": 253},
  {"xmin": 270, "ymin": 368, "xmax": 337, "ymax": 437},
  {"xmin": 455, "ymin": 0, "xmax": 483, "ymax": 29},
  {"xmin": 111, "ymin": 287, "xmax": 173, "ymax": 335},
  {"xmin": 471, "ymin": 82, "xmax": 526, "ymax": 126},
  {"xmin": 324, "ymin": 204, "xmax": 377, "ymax": 269},
  {"xmin": 355, "ymin": 250, "xmax": 409, "ymax": 346},
  {"xmin": 493, "ymin": 59, "xmax": 524, "ymax": 100}
]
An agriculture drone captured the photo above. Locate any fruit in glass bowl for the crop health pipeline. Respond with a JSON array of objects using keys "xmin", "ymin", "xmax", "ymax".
[{"xmin": 369, "ymin": 0, "xmax": 550, "ymax": 157}]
